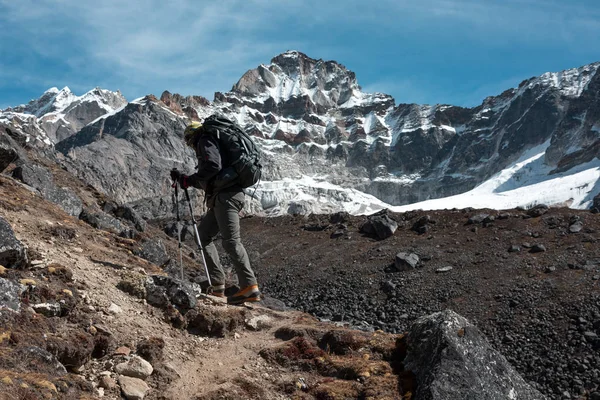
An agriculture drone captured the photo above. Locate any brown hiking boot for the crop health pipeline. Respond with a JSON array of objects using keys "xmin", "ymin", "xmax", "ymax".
[{"xmin": 227, "ymin": 285, "xmax": 261, "ymax": 305}]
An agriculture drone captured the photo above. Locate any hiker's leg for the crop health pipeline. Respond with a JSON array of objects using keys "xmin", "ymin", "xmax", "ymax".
[
  {"xmin": 214, "ymin": 191, "xmax": 257, "ymax": 288},
  {"xmin": 198, "ymin": 207, "xmax": 225, "ymax": 286}
]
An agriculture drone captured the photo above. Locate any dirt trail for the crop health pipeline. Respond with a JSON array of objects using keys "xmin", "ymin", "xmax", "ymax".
[{"xmin": 1, "ymin": 176, "xmax": 405, "ymax": 400}]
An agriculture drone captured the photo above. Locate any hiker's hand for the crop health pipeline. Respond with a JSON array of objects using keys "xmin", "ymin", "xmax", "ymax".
[{"xmin": 178, "ymin": 174, "xmax": 189, "ymax": 189}]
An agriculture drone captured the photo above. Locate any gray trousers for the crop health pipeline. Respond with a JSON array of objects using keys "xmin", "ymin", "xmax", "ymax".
[{"xmin": 198, "ymin": 190, "xmax": 257, "ymax": 288}]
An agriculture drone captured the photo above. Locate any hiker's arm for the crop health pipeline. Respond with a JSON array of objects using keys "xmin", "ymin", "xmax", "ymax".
[{"xmin": 186, "ymin": 135, "xmax": 222, "ymax": 188}]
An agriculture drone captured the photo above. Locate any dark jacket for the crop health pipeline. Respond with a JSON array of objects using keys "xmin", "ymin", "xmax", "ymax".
[{"xmin": 186, "ymin": 132, "xmax": 240, "ymax": 207}]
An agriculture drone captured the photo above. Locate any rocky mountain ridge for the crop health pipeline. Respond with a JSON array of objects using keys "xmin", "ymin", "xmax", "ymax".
[{"xmin": 1, "ymin": 51, "xmax": 599, "ymax": 218}]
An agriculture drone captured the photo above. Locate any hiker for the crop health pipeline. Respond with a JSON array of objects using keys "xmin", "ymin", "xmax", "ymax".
[{"xmin": 170, "ymin": 115, "xmax": 261, "ymax": 304}]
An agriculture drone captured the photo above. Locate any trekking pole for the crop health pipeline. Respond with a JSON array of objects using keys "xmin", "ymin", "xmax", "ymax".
[
  {"xmin": 183, "ymin": 187, "xmax": 213, "ymax": 291},
  {"xmin": 171, "ymin": 169, "xmax": 184, "ymax": 282}
]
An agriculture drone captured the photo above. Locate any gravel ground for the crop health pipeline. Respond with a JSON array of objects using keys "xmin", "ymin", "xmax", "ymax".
[{"xmin": 232, "ymin": 208, "xmax": 600, "ymax": 400}]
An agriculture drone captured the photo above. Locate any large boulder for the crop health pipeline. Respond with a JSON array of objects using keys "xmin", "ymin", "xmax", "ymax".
[
  {"xmin": 0, "ymin": 217, "xmax": 28, "ymax": 268},
  {"xmin": 360, "ymin": 210, "xmax": 398, "ymax": 240},
  {"xmin": 404, "ymin": 310, "xmax": 546, "ymax": 400},
  {"xmin": 12, "ymin": 163, "xmax": 82, "ymax": 217},
  {"xmin": 145, "ymin": 275, "xmax": 197, "ymax": 310}
]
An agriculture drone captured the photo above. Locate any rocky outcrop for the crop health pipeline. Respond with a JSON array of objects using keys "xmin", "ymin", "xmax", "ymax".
[
  {"xmin": 55, "ymin": 97, "xmax": 192, "ymax": 219},
  {"xmin": 12, "ymin": 163, "xmax": 83, "ymax": 217},
  {"xmin": 0, "ymin": 217, "xmax": 28, "ymax": 268},
  {"xmin": 404, "ymin": 310, "xmax": 546, "ymax": 400},
  {"xmin": 0, "ymin": 128, "xmax": 27, "ymax": 172}
]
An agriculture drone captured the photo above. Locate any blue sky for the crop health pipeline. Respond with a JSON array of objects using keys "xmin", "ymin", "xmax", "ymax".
[{"xmin": 1, "ymin": 0, "xmax": 599, "ymax": 110}]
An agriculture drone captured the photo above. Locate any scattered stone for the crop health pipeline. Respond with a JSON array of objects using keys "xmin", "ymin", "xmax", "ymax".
[
  {"xmin": 329, "ymin": 211, "xmax": 350, "ymax": 224},
  {"xmin": 31, "ymin": 302, "xmax": 62, "ymax": 317},
  {"xmin": 530, "ymin": 244, "xmax": 547, "ymax": 253},
  {"xmin": 467, "ymin": 214, "xmax": 489, "ymax": 225},
  {"xmin": 0, "ymin": 217, "xmax": 28, "ymax": 268},
  {"xmin": 545, "ymin": 266, "xmax": 557, "ymax": 273},
  {"xmin": 245, "ymin": 314, "xmax": 272, "ymax": 331},
  {"xmin": 393, "ymin": 252, "xmax": 420, "ymax": 272},
  {"xmin": 381, "ymin": 280, "xmax": 396, "ymax": 293},
  {"xmin": 115, "ymin": 355, "xmax": 153, "ymax": 380},
  {"xmin": 330, "ymin": 229, "xmax": 346, "ymax": 239},
  {"xmin": 508, "ymin": 245, "xmax": 521, "ymax": 253},
  {"xmin": 412, "ymin": 215, "xmax": 432, "ymax": 234},
  {"xmin": 0, "ymin": 265, "xmax": 5, "ymax": 275},
  {"xmin": 569, "ymin": 221, "xmax": 584, "ymax": 233},
  {"xmin": 436, "ymin": 266, "xmax": 453, "ymax": 273},
  {"xmin": 108, "ymin": 303, "xmax": 122, "ymax": 315},
  {"xmin": 527, "ymin": 204, "xmax": 549, "ymax": 218},
  {"xmin": 98, "ymin": 375, "xmax": 117, "ymax": 389},
  {"xmin": 404, "ymin": 310, "xmax": 546, "ymax": 400},
  {"xmin": 118, "ymin": 375, "xmax": 150, "ymax": 400},
  {"xmin": 19, "ymin": 278, "xmax": 36, "ymax": 286}
]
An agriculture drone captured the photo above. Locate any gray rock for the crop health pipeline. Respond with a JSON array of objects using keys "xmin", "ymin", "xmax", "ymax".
[
  {"xmin": 361, "ymin": 211, "xmax": 398, "ymax": 240},
  {"xmin": 527, "ymin": 205, "xmax": 549, "ymax": 218},
  {"xmin": 31, "ymin": 302, "xmax": 62, "ymax": 317},
  {"xmin": 0, "ymin": 277, "xmax": 25, "ymax": 311},
  {"xmin": 436, "ymin": 266, "xmax": 453, "ymax": 273},
  {"xmin": 79, "ymin": 208, "xmax": 123, "ymax": 233},
  {"xmin": 0, "ymin": 128, "xmax": 27, "ymax": 172},
  {"xmin": 530, "ymin": 244, "xmax": 547, "ymax": 253},
  {"xmin": 115, "ymin": 355, "xmax": 153, "ymax": 380},
  {"xmin": 17, "ymin": 346, "xmax": 67, "ymax": 375},
  {"xmin": 164, "ymin": 221, "xmax": 194, "ymax": 241},
  {"xmin": 118, "ymin": 375, "xmax": 150, "ymax": 400},
  {"xmin": 145, "ymin": 275, "xmax": 196, "ymax": 310},
  {"xmin": 394, "ymin": 252, "xmax": 420, "ymax": 271},
  {"xmin": 0, "ymin": 217, "xmax": 28, "ymax": 268},
  {"xmin": 12, "ymin": 163, "xmax": 82, "ymax": 217},
  {"xmin": 134, "ymin": 239, "xmax": 169, "ymax": 266},
  {"xmin": 404, "ymin": 310, "xmax": 547, "ymax": 400},
  {"xmin": 144, "ymin": 279, "xmax": 170, "ymax": 309},
  {"xmin": 569, "ymin": 221, "xmax": 584, "ymax": 233},
  {"xmin": 114, "ymin": 204, "xmax": 147, "ymax": 232},
  {"xmin": 508, "ymin": 245, "xmax": 521, "ymax": 253},
  {"xmin": 467, "ymin": 214, "xmax": 490, "ymax": 225}
]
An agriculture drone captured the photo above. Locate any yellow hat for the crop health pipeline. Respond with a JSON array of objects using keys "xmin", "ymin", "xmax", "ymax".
[{"xmin": 184, "ymin": 121, "xmax": 202, "ymax": 147}]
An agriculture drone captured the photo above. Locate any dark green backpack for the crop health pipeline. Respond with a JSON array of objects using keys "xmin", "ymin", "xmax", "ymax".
[{"xmin": 202, "ymin": 115, "xmax": 262, "ymax": 189}]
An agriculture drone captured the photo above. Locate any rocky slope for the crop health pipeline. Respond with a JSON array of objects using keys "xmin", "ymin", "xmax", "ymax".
[{"xmin": 0, "ymin": 152, "xmax": 551, "ymax": 399}]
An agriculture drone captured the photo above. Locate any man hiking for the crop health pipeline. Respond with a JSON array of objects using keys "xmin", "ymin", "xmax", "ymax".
[{"xmin": 170, "ymin": 115, "xmax": 261, "ymax": 305}]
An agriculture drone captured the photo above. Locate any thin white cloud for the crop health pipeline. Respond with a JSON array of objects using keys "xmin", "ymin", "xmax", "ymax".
[{"xmin": 0, "ymin": 0, "xmax": 599, "ymax": 104}]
